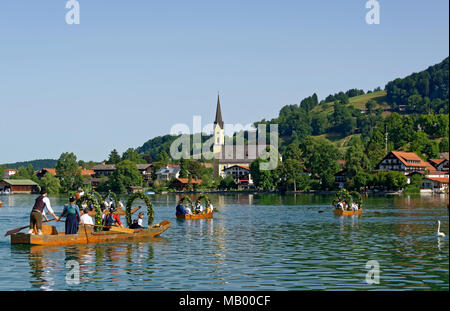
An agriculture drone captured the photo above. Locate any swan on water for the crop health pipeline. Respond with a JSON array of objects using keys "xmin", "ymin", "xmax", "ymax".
[{"xmin": 437, "ymin": 220, "xmax": 445, "ymax": 237}]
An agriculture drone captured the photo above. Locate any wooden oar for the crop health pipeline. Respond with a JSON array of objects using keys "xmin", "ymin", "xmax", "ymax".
[
  {"xmin": 82, "ymin": 223, "xmax": 135, "ymax": 234},
  {"xmin": 4, "ymin": 218, "xmax": 56, "ymax": 237}
]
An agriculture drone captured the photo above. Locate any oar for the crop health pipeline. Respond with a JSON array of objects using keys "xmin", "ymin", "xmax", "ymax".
[
  {"xmin": 4, "ymin": 218, "xmax": 56, "ymax": 237},
  {"xmin": 83, "ymin": 223, "xmax": 135, "ymax": 234}
]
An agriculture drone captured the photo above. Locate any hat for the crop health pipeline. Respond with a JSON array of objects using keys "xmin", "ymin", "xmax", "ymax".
[
  {"xmin": 40, "ymin": 187, "xmax": 47, "ymax": 195},
  {"xmin": 69, "ymin": 197, "xmax": 75, "ymax": 203}
]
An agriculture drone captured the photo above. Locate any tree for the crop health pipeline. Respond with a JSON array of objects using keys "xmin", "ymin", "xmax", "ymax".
[
  {"xmin": 158, "ymin": 150, "xmax": 170, "ymax": 163},
  {"xmin": 122, "ymin": 148, "xmax": 147, "ymax": 164},
  {"xmin": 40, "ymin": 172, "xmax": 61, "ymax": 195},
  {"xmin": 55, "ymin": 152, "xmax": 83, "ymax": 193},
  {"xmin": 219, "ymin": 175, "xmax": 238, "ymax": 190},
  {"xmin": 278, "ymin": 159, "xmax": 304, "ymax": 192},
  {"xmin": 300, "ymin": 137, "xmax": 340, "ymax": 190},
  {"xmin": 109, "ymin": 160, "xmax": 143, "ymax": 193},
  {"xmin": 439, "ymin": 137, "xmax": 449, "ymax": 152},
  {"xmin": 250, "ymin": 158, "xmax": 277, "ymax": 191},
  {"xmin": 106, "ymin": 149, "xmax": 121, "ymax": 164}
]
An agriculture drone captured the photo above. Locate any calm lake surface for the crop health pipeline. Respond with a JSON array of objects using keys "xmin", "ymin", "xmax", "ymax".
[{"xmin": 0, "ymin": 193, "xmax": 448, "ymax": 291}]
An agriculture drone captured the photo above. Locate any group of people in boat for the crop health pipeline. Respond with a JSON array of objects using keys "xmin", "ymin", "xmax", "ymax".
[
  {"xmin": 27, "ymin": 187, "xmax": 145, "ymax": 235},
  {"xmin": 335, "ymin": 199, "xmax": 360, "ymax": 211},
  {"xmin": 175, "ymin": 199, "xmax": 214, "ymax": 216}
]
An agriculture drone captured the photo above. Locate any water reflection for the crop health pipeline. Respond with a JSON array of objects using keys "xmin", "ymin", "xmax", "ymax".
[{"xmin": 1, "ymin": 194, "xmax": 449, "ymax": 290}]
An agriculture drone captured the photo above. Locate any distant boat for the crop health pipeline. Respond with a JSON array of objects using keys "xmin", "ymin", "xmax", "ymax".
[
  {"xmin": 176, "ymin": 211, "xmax": 214, "ymax": 220},
  {"xmin": 145, "ymin": 191, "xmax": 155, "ymax": 195},
  {"xmin": 0, "ymin": 201, "xmax": 3, "ymax": 207},
  {"xmin": 334, "ymin": 209, "xmax": 363, "ymax": 216}
]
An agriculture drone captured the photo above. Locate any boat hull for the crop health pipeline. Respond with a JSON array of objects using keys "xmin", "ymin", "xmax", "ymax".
[
  {"xmin": 334, "ymin": 209, "xmax": 363, "ymax": 216},
  {"xmin": 176, "ymin": 212, "xmax": 213, "ymax": 220},
  {"xmin": 10, "ymin": 220, "xmax": 171, "ymax": 246}
]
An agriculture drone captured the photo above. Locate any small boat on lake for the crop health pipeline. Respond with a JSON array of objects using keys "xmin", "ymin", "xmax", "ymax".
[
  {"xmin": 176, "ymin": 211, "xmax": 213, "ymax": 220},
  {"xmin": 333, "ymin": 209, "xmax": 363, "ymax": 216},
  {"xmin": 0, "ymin": 201, "xmax": 3, "ymax": 207},
  {"xmin": 10, "ymin": 220, "xmax": 171, "ymax": 246}
]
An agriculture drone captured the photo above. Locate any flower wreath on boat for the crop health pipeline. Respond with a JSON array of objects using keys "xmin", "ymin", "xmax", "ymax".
[{"xmin": 126, "ymin": 192, "xmax": 154, "ymax": 227}]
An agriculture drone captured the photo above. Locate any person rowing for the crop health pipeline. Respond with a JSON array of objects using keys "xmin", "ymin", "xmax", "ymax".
[
  {"xmin": 176, "ymin": 200, "xmax": 187, "ymax": 216},
  {"xmin": 28, "ymin": 187, "xmax": 59, "ymax": 235},
  {"xmin": 103, "ymin": 207, "xmax": 123, "ymax": 231}
]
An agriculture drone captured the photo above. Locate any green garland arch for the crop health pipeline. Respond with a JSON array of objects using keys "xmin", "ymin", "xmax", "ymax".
[
  {"xmin": 196, "ymin": 194, "xmax": 211, "ymax": 207},
  {"xmin": 75, "ymin": 193, "xmax": 103, "ymax": 232},
  {"xmin": 179, "ymin": 195, "xmax": 193, "ymax": 207},
  {"xmin": 108, "ymin": 190, "xmax": 120, "ymax": 210},
  {"xmin": 332, "ymin": 189, "xmax": 363, "ymax": 208},
  {"xmin": 125, "ymin": 192, "xmax": 154, "ymax": 228}
]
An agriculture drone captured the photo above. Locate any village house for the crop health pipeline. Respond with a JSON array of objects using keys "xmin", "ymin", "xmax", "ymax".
[
  {"xmin": 0, "ymin": 179, "xmax": 40, "ymax": 194},
  {"xmin": 428, "ymin": 158, "xmax": 449, "ymax": 172},
  {"xmin": 170, "ymin": 178, "xmax": 202, "ymax": 191},
  {"xmin": 375, "ymin": 151, "xmax": 435, "ymax": 174},
  {"xmin": 222, "ymin": 164, "xmax": 253, "ymax": 189},
  {"xmin": 155, "ymin": 164, "xmax": 181, "ymax": 181},
  {"xmin": 136, "ymin": 164, "xmax": 153, "ymax": 183},
  {"xmin": 3, "ymin": 169, "xmax": 16, "ymax": 179},
  {"xmin": 36, "ymin": 167, "xmax": 94, "ymax": 179},
  {"xmin": 91, "ymin": 163, "xmax": 116, "ymax": 178},
  {"xmin": 421, "ymin": 177, "xmax": 449, "ymax": 192}
]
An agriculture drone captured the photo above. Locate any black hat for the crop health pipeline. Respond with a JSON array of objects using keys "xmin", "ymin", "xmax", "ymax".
[
  {"xmin": 69, "ymin": 197, "xmax": 75, "ymax": 203},
  {"xmin": 40, "ymin": 187, "xmax": 47, "ymax": 195}
]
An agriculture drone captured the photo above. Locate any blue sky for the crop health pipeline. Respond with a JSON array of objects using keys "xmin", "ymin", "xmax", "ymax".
[{"xmin": 0, "ymin": 0, "xmax": 448, "ymax": 163}]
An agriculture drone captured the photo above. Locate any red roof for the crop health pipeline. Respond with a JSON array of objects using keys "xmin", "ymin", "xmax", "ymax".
[
  {"xmin": 4, "ymin": 169, "xmax": 16, "ymax": 172},
  {"xmin": 424, "ymin": 177, "xmax": 449, "ymax": 183},
  {"xmin": 223, "ymin": 164, "xmax": 250, "ymax": 171},
  {"xmin": 174, "ymin": 178, "xmax": 202, "ymax": 184},
  {"xmin": 391, "ymin": 151, "xmax": 434, "ymax": 169},
  {"xmin": 429, "ymin": 159, "xmax": 446, "ymax": 165},
  {"xmin": 43, "ymin": 168, "xmax": 57, "ymax": 175},
  {"xmin": 167, "ymin": 164, "xmax": 180, "ymax": 168},
  {"xmin": 80, "ymin": 169, "xmax": 94, "ymax": 176}
]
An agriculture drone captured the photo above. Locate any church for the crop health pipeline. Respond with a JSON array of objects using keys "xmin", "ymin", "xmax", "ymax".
[{"xmin": 212, "ymin": 95, "xmax": 266, "ymax": 186}]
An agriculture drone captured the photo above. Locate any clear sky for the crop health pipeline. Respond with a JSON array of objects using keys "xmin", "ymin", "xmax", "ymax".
[{"xmin": 0, "ymin": 0, "xmax": 448, "ymax": 164}]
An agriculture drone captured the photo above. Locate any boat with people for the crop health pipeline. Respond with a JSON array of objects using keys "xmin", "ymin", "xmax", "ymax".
[
  {"xmin": 332, "ymin": 189, "xmax": 363, "ymax": 216},
  {"xmin": 10, "ymin": 221, "xmax": 171, "ymax": 246},
  {"xmin": 175, "ymin": 194, "xmax": 214, "ymax": 220},
  {"xmin": 6, "ymin": 189, "xmax": 171, "ymax": 246}
]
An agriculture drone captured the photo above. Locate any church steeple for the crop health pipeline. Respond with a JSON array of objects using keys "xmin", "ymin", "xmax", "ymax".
[{"xmin": 214, "ymin": 93, "xmax": 224, "ymax": 129}]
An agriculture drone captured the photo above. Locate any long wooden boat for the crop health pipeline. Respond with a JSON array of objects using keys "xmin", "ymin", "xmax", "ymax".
[
  {"xmin": 10, "ymin": 220, "xmax": 171, "ymax": 246},
  {"xmin": 176, "ymin": 211, "xmax": 213, "ymax": 220},
  {"xmin": 333, "ymin": 209, "xmax": 363, "ymax": 216}
]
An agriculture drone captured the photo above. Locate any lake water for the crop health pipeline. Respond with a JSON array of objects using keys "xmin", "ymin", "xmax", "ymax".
[{"xmin": 0, "ymin": 193, "xmax": 448, "ymax": 291}]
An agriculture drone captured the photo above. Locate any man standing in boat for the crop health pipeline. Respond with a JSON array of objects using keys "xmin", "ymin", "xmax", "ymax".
[{"xmin": 28, "ymin": 187, "xmax": 59, "ymax": 235}]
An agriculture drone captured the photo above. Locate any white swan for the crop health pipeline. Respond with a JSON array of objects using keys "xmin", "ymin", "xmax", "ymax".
[{"xmin": 437, "ymin": 220, "xmax": 445, "ymax": 237}]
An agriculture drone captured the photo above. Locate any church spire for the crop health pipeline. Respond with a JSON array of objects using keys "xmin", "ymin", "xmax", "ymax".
[{"xmin": 214, "ymin": 93, "xmax": 224, "ymax": 129}]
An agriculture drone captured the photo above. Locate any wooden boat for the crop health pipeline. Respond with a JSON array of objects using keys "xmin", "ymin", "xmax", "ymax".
[
  {"xmin": 176, "ymin": 211, "xmax": 213, "ymax": 220},
  {"xmin": 334, "ymin": 209, "xmax": 363, "ymax": 216},
  {"xmin": 0, "ymin": 201, "xmax": 3, "ymax": 207},
  {"xmin": 10, "ymin": 220, "xmax": 171, "ymax": 246}
]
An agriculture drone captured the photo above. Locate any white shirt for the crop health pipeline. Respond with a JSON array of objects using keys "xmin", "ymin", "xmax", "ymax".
[
  {"xmin": 209, "ymin": 204, "xmax": 214, "ymax": 212},
  {"xmin": 80, "ymin": 213, "xmax": 94, "ymax": 225},
  {"xmin": 137, "ymin": 218, "xmax": 143, "ymax": 226},
  {"xmin": 185, "ymin": 207, "xmax": 192, "ymax": 214},
  {"xmin": 40, "ymin": 197, "xmax": 54, "ymax": 216}
]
